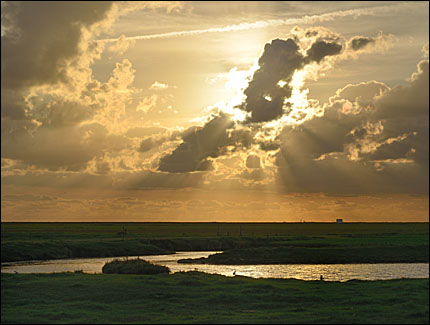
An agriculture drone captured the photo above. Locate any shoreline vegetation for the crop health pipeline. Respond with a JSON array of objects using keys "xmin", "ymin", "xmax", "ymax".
[
  {"xmin": 2, "ymin": 222, "xmax": 428, "ymax": 264},
  {"xmin": 2, "ymin": 222, "xmax": 429, "ymax": 324},
  {"xmin": 177, "ymin": 245, "xmax": 429, "ymax": 265},
  {"xmin": 1, "ymin": 272, "xmax": 428, "ymax": 324}
]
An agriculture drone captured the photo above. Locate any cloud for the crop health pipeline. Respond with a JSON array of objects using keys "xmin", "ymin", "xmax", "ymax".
[
  {"xmin": 0, "ymin": 88, "xmax": 31, "ymax": 120},
  {"xmin": 157, "ymin": 26, "xmax": 399, "ymax": 186},
  {"xmin": 38, "ymin": 100, "xmax": 96, "ymax": 128},
  {"xmin": 1, "ymin": 168, "xmax": 206, "ymax": 192},
  {"xmin": 158, "ymin": 113, "xmax": 236, "ymax": 172},
  {"xmin": 422, "ymin": 42, "xmax": 429, "ymax": 59},
  {"xmin": 0, "ymin": 1, "xmax": 199, "ymax": 194},
  {"xmin": 0, "ymin": 121, "xmax": 131, "ymax": 171},
  {"xmin": 246, "ymin": 155, "xmax": 261, "ymax": 169},
  {"xmin": 238, "ymin": 38, "xmax": 305, "ymax": 123},
  {"xmin": 305, "ymin": 40, "xmax": 342, "ymax": 63},
  {"xmin": 236, "ymin": 30, "xmax": 345, "ymax": 124},
  {"xmin": 239, "ymin": 168, "xmax": 266, "ymax": 181},
  {"xmin": 349, "ymin": 36, "xmax": 375, "ymax": 51},
  {"xmin": 138, "ymin": 138, "xmax": 158, "ymax": 153},
  {"xmin": 136, "ymin": 95, "xmax": 158, "ymax": 113},
  {"xmin": 345, "ymin": 33, "xmax": 396, "ymax": 57},
  {"xmin": 1, "ymin": 1, "xmax": 182, "ymax": 147},
  {"xmin": 2, "ymin": 2, "xmax": 427, "ymax": 199},
  {"xmin": 150, "ymin": 81, "xmax": 174, "ymax": 90},
  {"xmin": 370, "ymin": 60, "xmax": 429, "ymax": 167},
  {"xmin": 138, "ymin": 131, "xmax": 179, "ymax": 153},
  {"xmin": 328, "ymin": 80, "xmax": 390, "ymax": 115},
  {"xmin": 0, "ymin": 1, "xmax": 133, "ymax": 90},
  {"xmin": 156, "ymin": 115, "xmax": 254, "ymax": 174},
  {"xmin": 98, "ymin": 2, "xmax": 422, "ymax": 43},
  {"xmin": 95, "ymin": 161, "xmax": 111, "ymax": 175},
  {"xmin": 107, "ymin": 34, "xmax": 135, "ymax": 55},
  {"xmin": 275, "ymin": 58, "xmax": 429, "ymax": 194},
  {"xmin": 0, "ymin": 2, "xmax": 123, "ymax": 171},
  {"xmin": 118, "ymin": 170, "xmax": 205, "ymax": 190},
  {"xmin": 259, "ymin": 141, "xmax": 281, "ymax": 151}
]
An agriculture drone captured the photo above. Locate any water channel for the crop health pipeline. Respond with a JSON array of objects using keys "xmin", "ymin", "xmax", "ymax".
[{"xmin": 1, "ymin": 251, "xmax": 429, "ymax": 282}]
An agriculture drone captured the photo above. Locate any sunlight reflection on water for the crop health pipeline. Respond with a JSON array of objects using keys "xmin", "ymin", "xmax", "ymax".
[{"xmin": 1, "ymin": 251, "xmax": 428, "ymax": 282}]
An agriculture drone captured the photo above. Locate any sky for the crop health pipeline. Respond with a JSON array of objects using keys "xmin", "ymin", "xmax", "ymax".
[{"xmin": 1, "ymin": 1, "xmax": 429, "ymax": 222}]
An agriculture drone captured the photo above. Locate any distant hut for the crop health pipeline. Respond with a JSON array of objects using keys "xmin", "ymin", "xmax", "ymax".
[{"xmin": 336, "ymin": 219, "xmax": 343, "ymax": 223}]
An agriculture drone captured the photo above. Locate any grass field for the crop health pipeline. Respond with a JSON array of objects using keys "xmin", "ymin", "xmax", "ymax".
[
  {"xmin": 1, "ymin": 272, "xmax": 428, "ymax": 324},
  {"xmin": 2, "ymin": 223, "xmax": 428, "ymax": 324},
  {"xmin": 2, "ymin": 221, "xmax": 429, "ymax": 239},
  {"xmin": 1, "ymin": 222, "xmax": 428, "ymax": 263}
]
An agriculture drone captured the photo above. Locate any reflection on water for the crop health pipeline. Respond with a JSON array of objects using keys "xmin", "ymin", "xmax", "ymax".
[{"xmin": 1, "ymin": 251, "xmax": 429, "ymax": 282}]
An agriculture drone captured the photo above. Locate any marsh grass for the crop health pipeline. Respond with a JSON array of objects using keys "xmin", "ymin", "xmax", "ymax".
[
  {"xmin": 1, "ymin": 272, "xmax": 428, "ymax": 324},
  {"xmin": 2, "ymin": 222, "xmax": 428, "ymax": 263},
  {"xmin": 182, "ymin": 244, "xmax": 429, "ymax": 264}
]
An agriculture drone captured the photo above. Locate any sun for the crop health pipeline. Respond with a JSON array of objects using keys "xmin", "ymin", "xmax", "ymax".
[
  {"xmin": 217, "ymin": 59, "xmax": 319, "ymax": 126},
  {"xmin": 212, "ymin": 62, "xmax": 260, "ymax": 123}
]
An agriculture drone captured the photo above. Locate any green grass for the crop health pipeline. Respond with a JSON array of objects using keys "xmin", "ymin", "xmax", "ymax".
[
  {"xmin": 1, "ymin": 238, "xmax": 173, "ymax": 262},
  {"xmin": 102, "ymin": 259, "xmax": 170, "ymax": 275},
  {"xmin": 2, "ymin": 223, "xmax": 428, "ymax": 323},
  {"xmin": 180, "ymin": 244, "xmax": 429, "ymax": 264},
  {"xmin": 2, "ymin": 222, "xmax": 428, "ymax": 239},
  {"xmin": 2, "ymin": 222, "xmax": 428, "ymax": 264},
  {"xmin": 1, "ymin": 272, "xmax": 428, "ymax": 324}
]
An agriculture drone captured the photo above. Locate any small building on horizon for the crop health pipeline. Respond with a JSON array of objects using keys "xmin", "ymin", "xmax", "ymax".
[{"xmin": 336, "ymin": 219, "xmax": 343, "ymax": 223}]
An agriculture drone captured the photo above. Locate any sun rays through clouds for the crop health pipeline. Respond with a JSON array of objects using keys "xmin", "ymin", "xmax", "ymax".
[{"xmin": 1, "ymin": 1, "xmax": 428, "ymax": 221}]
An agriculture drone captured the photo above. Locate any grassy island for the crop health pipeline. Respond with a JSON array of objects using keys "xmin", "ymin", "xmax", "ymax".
[{"xmin": 102, "ymin": 258, "xmax": 170, "ymax": 275}]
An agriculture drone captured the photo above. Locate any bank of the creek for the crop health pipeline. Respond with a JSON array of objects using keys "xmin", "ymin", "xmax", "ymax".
[{"xmin": 1, "ymin": 251, "xmax": 428, "ymax": 282}]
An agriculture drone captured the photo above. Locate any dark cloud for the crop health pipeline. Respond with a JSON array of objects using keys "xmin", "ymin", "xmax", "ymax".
[
  {"xmin": 239, "ymin": 38, "xmax": 305, "ymax": 123},
  {"xmin": 259, "ymin": 141, "xmax": 280, "ymax": 151},
  {"xmin": 139, "ymin": 138, "xmax": 158, "ymax": 153},
  {"xmin": 138, "ymin": 133, "xmax": 176, "ymax": 153},
  {"xmin": 246, "ymin": 155, "xmax": 261, "ymax": 169},
  {"xmin": 156, "ymin": 115, "xmax": 253, "ymax": 173},
  {"xmin": 237, "ymin": 35, "xmax": 343, "ymax": 124},
  {"xmin": 371, "ymin": 60, "xmax": 429, "ymax": 167},
  {"xmin": 275, "ymin": 142, "xmax": 427, "ymax": 195},
  {"xmin": 304, "ymin": 40, "xmax": 342, "ymax": 63},
  {"xmin": 0, "ymin": 2, "xmax": 121, "ymax": 172},
  {"xmin": 366, "ymin": 136, "xmax": 416, "ymax": 161},
  {"xmin": 158, "ymin": 113, "xmax": 235, "ymax": 173},
  {"xmin": 1, "ymin": 1, "xmax": 113, "ymax": 89},
  {"xmin": 41, "ymin": 100, "xmax": 97, "ymax": 128},
  {"xmin": 0, "ymin": 89, "xmax": 30, "ymax": 120},
  {"xmin": 374, "ymin": 60, "xmax": 428, "ymax": 120},
  {"xmin": 349, "ymin": 36, "xmax": 375, "ymax": 51},
  {"xmin": 229, "ymin": 128, "xmax": 254, "ymax": 148}
]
